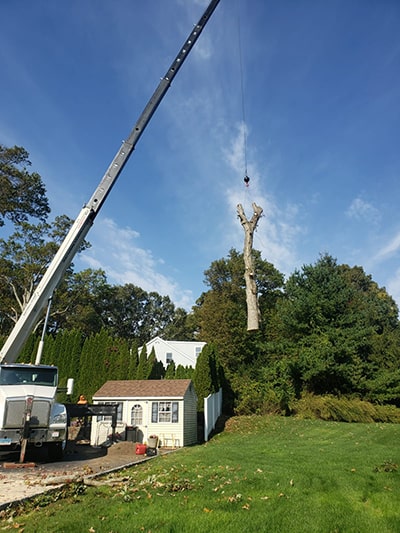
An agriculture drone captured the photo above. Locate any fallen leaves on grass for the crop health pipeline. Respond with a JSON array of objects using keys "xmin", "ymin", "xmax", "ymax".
[
  {"xmin": 227, "ymin": 493, "xmax": 242, "ymax": 503},
  {"xmin": 374, "ymin": 461, "xmax": 398, "ymax": 473}
]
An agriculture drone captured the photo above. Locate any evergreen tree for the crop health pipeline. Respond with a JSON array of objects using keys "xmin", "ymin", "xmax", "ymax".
[
  {"xmin": 146, "ymin": 347, "xmax": 157, "ymax": 379},
  {"xmin": 176, "ymin": 364, "xmax": 189, "ymax": 379},
  {"xmin": 150, "ymin": 360, "xmax": 165, "ymax": 380},
  {"xmin": 193, "ymin": 343, "xmax": 220, "ymax": 411},
  {"xmin": 127, "ymin": 340, "xmax": 139, "ymax": 379},
  {"xmin": 136, "ymin": 345, "xmax": 148, "ymax": 380},
  {"xmin": 75, "ymin": 329, "xmax": 112, "ymax": 400},
  {"xmin": 165, "ymin": 361, "xmax": 176, "ymax": 379},
  {"xmin": 277, "ymin": 254, "xmax": 400, "ymax": 400},
  {"xmin": 17, "ymin": 332, "xmax": 40, "ymax": 363},
  {"xmin": 107, "ymin": 337, "xmax": 131, "ymax": 381}
]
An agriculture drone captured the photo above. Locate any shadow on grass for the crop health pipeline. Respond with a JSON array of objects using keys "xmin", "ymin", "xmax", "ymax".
[{"xmin": 207, "ymin": 414, "xmax": 231, "ymax": 440}]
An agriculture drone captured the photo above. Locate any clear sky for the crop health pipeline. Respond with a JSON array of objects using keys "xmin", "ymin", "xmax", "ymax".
[{"xmin": 1, "ymin": 0, "xmax": 400, "ymax": 311}]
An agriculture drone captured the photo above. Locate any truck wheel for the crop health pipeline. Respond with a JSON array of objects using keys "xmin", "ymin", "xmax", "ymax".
[{"xmin": 48, "ymin": 441, "xmax": 64, "ymax": 461}]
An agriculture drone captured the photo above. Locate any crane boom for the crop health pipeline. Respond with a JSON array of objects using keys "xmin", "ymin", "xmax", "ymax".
[{"xmin": 0, "ymin": 0, "xmax": 220, "ymax": 364}]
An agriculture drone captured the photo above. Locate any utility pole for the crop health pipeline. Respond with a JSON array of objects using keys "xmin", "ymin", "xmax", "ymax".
[{"xmin": 237, "ymin": 202, "xmax": 263, "ymax": 331}]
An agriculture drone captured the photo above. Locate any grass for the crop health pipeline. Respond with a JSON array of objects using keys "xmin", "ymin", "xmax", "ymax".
[{"xmin": 2, "ymin": 415, "xmax": 400, "ymax": 532}]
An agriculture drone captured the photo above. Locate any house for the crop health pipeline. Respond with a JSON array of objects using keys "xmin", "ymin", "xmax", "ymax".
[
  {"xmin": 90, "ymin": 379, "xmax": 198, "ymax": 448},
  {"xmin": 142, "ymin": 336, "xmax": 206, "ymax": 368}
]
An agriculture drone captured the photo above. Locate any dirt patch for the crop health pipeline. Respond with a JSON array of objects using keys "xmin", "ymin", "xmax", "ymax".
[{"xmin": 0, "ymin": 440, "xmax": 172, "ymax": 509}]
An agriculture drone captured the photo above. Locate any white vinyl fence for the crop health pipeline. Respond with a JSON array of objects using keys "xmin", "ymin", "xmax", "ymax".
[{"xmin": 204, "ymin": 388, "xmax": 222, "ymax": 442}]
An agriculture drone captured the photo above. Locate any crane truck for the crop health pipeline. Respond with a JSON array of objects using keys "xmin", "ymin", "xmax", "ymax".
[{"xmin": 0, "ymin": 0, "xmax": 220, "ymax": 462}]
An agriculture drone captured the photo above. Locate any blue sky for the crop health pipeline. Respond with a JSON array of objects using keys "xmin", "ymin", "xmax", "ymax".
[{"xmin": 1, "ymin": 0, "xmax": 400, "ymax": 311}]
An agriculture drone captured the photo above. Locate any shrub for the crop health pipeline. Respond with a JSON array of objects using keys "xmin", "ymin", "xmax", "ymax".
[
  {"xmin": 234, "ymin": 378, "xmax": 293, "ymax": 416},
  {"xmin": 292, "ymin": 393, "xmax": 400, "ymax": 423}
]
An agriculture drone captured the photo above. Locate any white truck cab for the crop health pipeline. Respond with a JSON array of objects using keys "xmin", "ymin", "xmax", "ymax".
[{"xmin": 0, "ymin": 364, "xmax": 68, "ymax": 460}]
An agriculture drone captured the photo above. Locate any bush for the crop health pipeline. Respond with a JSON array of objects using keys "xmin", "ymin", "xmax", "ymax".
[
  {"xmin": 292, "ymin": 393, "xmax": 400, "ymax": 423},
  {"xmin": 234, "ymin": 379, "xmax": 266, "ymax": 415},
  {"xmin": 233, "ymin": 378, "xmax": 293, "ymax": 416}
]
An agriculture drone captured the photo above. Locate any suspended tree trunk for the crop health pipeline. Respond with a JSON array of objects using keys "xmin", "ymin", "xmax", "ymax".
[{"xmin": 237, "ymin": 202, "xmax": 263, "ymax": 331}]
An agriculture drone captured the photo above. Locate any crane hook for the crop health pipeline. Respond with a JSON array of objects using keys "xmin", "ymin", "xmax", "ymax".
[{"xmin": 244, "ymin": 175, "xmax": 250, "ymax": 187}]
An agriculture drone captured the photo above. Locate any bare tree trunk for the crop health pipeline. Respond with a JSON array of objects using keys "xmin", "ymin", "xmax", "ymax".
[{"xmin": 237, "ymin": 202, "xmax": 263, "ymax": 331}]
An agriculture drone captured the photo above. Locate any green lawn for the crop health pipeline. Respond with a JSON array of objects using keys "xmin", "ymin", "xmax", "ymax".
[{"xmin": 2, "ymin": 416, "xmax": 400, "ymax": 532}]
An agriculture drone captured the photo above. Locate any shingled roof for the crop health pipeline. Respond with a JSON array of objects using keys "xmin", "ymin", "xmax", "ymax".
[{"xmin": 93, "ymin": 379, "xmax": 193, "ymax": 399}]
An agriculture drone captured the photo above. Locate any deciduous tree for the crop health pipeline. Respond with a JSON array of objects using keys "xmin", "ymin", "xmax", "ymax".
[
  {"xmin": 193, "ymin": 248, "xmax": 284, "ymax": 378},
  {"xmin": 0, "ymin": 216, "xmax": 89, "ymax": 335},
  {"xmin": 102, "ymin": 283, "xmax": 191, "ymax": 344},
  {"xmin": 0, "ymin": 145, "xmax": 49, "ymax": 227}
]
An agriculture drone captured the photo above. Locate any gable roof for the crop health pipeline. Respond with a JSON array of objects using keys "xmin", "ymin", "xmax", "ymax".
[{"xmin": 93, "ymin": 379, "xmax": 193, "ymax": 399}]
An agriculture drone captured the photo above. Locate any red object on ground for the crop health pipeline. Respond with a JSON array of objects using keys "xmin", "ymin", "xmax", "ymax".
[{"xmin": 135, "ymin": 444, "xmax": 147, "ymax": 455}]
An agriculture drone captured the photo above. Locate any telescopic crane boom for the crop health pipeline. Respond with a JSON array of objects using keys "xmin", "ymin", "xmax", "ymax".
[{"xmin": 0, "ymin": 0, "xmax": 220, "ymax": 364}]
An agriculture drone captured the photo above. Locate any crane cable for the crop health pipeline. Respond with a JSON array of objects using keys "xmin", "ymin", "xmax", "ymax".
[{"xmin": 238, "ymin": 15, "xmax": 250, "ymax": 188}]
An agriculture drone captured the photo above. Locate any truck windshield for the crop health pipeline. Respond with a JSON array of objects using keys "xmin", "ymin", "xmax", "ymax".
[{"xmin": 0, "ymin": 367, "xmax": 57, "ymax": 387}]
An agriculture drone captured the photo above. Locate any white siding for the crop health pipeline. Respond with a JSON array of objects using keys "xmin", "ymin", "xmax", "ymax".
[
  {"xmin": 91, "ymin": 397, "xmax": 190, "ymax": 448},
  {"xmin": 90, "ymin": 379, "xmax": 198, "ymax": 448},
  {"xmin": 144, "ymin": 337, "xmax": 206, "ymax": 368}
]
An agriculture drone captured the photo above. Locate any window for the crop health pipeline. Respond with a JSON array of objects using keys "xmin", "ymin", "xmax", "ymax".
[
  {"xmin": 0, "ymin": 367, "xmax": 58, "ymax": 386},
  {"xmin": 131, "ymin": 404, "xmax": 143, "ymax": 426},
  {"xmin": 166, "ymin": 352, "xmax": 173, "ymax": 364},
  {"xmin": 151, "ymin": 401, "xmax": 179, "ymax": 423},
  {"xmin": 195, "ymin": 346, "xmax": 202, "ymax": 358}
]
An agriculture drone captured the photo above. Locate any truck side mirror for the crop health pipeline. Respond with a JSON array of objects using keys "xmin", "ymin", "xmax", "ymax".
[{"xmin": 66, "ymin": 378, "xmax": 74, "ymax": 396}]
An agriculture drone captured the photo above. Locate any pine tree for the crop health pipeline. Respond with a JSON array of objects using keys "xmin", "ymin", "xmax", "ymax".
[
  {"xmin": 146, "ymin": 347, "xmax": 157, "ymax": 379},
  {"xmin": 175, "ymin": 364, "xmax": 187, "ymax": 379},
  {"xmin": 136, "ymin": 345, "xmax": 148, "ymax": 380},
  {"xmin": 127, "ymin": 340, "xmax": 139, "ymax": 379},
  {"xmin": 150, "ymin": 360, "xmax": 165, "ymax": 380},
  {"xmin": 193, "ymin": 343, "xmax": 219, "ymax": 411},
  {"xmin": 165, "ymin": 361, "xmax": 176, "ymax": 379}
]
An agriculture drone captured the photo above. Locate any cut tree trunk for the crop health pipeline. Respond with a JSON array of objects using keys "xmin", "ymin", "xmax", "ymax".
[{"xmin": 237, "ymin": 202, "xmax": 263, "ymax": 331}]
